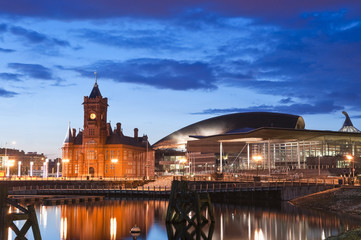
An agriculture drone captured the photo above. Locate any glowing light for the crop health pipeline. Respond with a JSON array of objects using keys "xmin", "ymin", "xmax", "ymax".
[
  {"xmin": 60, "ymin": 217, "xmax": 67, "ymax": 240},
  {"xmin": 41, "ymin": 206, "xmax": 47, "ymax": 228},
  {"xmin": 110, "ymin": 218, "xmax": 117, "ymax": 240},
  {"xmin": 254, "ymin": 229, "xmax": 265, "ymax": 240},
  {"xmin": 111, "ymin": 159, "xmax": 118, "ymax": 163},
  {"xmin": 252, "ymin": 155, "xmax": 263, "ymax": 162},
  {"xmin": 179, "ymin": 157, "xmax": 187, "ymax": 164},
  {"xmin": 346, "ymin": 155, "xmax": 353, "ymax": 161},
  {"xmin": 62, "ymin": 159, "xmax": 69, "ymax": 163},
  {"xmin": 8, "ymin": 227, "xmax": 12, "ymax": 240},
  {"xmin": 6, "ymin": 160, "xmax": 15, "ymax": 167}
]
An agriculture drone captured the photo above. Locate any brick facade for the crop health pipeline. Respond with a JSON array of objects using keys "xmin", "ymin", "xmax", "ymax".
[{"xmin": 62, "ymin": 82, "xmax": 154, "ymax": 179}]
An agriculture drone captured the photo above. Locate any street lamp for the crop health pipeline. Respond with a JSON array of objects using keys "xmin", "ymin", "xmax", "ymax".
[
  {"xmin": 45, "ymin": 159, "xmax": 49, "ymax": 179},
  {"xmin": 346, "ymin": 155, "xmax": 354, "ymax": 178},
  {"xmin": 111, "ymin": 159, "xmax": 118, "ymax": 181},
  {"xmin": 252, "ymin": 155, "xmax": 263, "ymax": 176},
  {"xmin": 6, "ymin": 160, "xmax": 14, "ymax": 177},
  {"xmin": 18, "ymin": 161, "xmax": 22, "ymax": 177},
  {"xmin": 57, "ymin": 162, "xmax": 60, "ymax": 178},
  {"xmin": 30, "ymin": 161, "xmax": 34, "ymax": 177}
]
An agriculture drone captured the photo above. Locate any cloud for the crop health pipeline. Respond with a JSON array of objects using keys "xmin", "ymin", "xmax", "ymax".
[
  {"xmin": 0, "ymin": 47, "xmax": 15, "ymax": 52},
  {"xmin": 0, "ymin": 23, "xmax": 7, "ymax": 32},
  {"xmin": 77, "ymin": 28, "xmax": 181, "ymax": 51},
  {"xmin": 8, "ymin": 63, "xmax": 54, "ymax": 80},
  {"xmin": 10, "ymin": 26, "xmax": 70, "ymax": 47},
  {"xmin": 0, "ymin": 1, "xmax": 360, "ymax": 23},
  {"xmin": 72, "ymin": 58, "xmax": 217, "ymax": 90},
  {"xmin": 0, "ymin": 88, "xmax": 17, "ymax": 97},
  {"xmin": 194, "ymin": 101, "xmax": 343, "ymax": 116},
  {"xmin": 0, "ymin": 72, "xmax": 23, "ymax": 81},
  {"xmin": 211, "ymin": 10, "xmax": 361, "ymax": 110},
  {"xmin": 279, "ymin": 98, "xmax": 293, "ymax": 104}
]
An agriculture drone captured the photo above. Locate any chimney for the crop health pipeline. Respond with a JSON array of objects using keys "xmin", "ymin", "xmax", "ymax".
[
  {"xmin": 142, "ymin": 134, "xmax": 148, "ymax": 143},
  {"xmin": 134, "ymin": 128, "xmax": 139, "ymax": 140},
  {"xmin": 72, "ymin": 128, "xmax": 76, "ymax": 138},
  {"xmin": 116, "ymin": 123, "xmax": 121, "ymax": 134},
  {"xmin": 106, "ymin": 123, "xmax": 112, "ymax": 136}
]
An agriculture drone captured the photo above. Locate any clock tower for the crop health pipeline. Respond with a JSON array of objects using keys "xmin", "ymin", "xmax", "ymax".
[
  {"xmin": 62, "ymin": 74, "xmax": 155, "ymax": 179},
  {"xmin": 83, "ymin": 78, "xmax": 108, "ymax": 145}
]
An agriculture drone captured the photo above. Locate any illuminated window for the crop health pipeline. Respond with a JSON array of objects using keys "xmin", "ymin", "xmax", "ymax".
[{"xmin": 87, "ymin": 150, "xmax": 94, "ymax": 160}]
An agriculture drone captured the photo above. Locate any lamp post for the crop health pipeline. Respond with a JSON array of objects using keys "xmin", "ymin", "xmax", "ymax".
[
  {"xmin": 252, "ymin": 155, "xmax": 263, "ymax": 176},
  {"xmin": 111, "ymin": 159, "xmax": 118, "ymax": 181},
  {"xmin": 57, "ymin": 162, "xmax": 60, "ymax": 178},
  {"xmin": 45, "ymin": 159, "xmax": 49, "ymax": 179},
  {"xmin": 6, "ymin": 160, "xmax": 14, "ymax": 177},
  {"xmin": 18, "ymin": 161, "xmax": 21, "ymax": 177},
  {"xmin": 30, "ymin": 161, "xmax": 33, "ymax": 177}
]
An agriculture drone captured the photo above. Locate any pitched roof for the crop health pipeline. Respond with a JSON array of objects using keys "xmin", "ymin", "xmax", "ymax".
[
  {"xmin": 106, "ymin": 133, "xmax": 150, "ymax": 148},
  {"xmin": 89, "ymin": 83, "xmax": 102, "ymax": 99},
  {"xmin": 64, "ymin": 124, "xmax": 73, "ymax": 143}
]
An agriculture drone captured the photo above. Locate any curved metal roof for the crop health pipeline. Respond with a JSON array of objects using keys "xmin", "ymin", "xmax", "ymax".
[
  {"xmin": 153, "ymin": 112, "xmax": 305, "ymax": 149},
  {"xmin": 339, "ymin": 111, "xmax": 360, "ymax": 133}
]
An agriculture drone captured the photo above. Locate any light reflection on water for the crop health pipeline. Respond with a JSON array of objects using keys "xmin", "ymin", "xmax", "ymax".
[{"xmin": 7, "ymin": 199, "xmax": 361, "ymax": 240}]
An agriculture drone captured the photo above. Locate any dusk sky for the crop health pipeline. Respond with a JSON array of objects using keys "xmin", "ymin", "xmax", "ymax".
[{"xmin": 1, "ymin": 1, "xmax": 361, "ymax": 158}]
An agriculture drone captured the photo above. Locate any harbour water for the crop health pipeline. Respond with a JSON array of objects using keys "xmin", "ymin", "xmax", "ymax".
[{"xmin": 7, "ymin": 199, "xmax": 361, "ymax": 240}]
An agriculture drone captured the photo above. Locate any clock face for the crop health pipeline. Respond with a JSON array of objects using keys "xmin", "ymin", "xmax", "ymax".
[{"xmin": 90, "ymin": 113, "xmax": 96, "ymax": 120}]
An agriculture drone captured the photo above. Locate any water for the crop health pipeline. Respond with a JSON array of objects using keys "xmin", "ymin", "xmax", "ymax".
[{"xmin": 7, "ymin": 199, "xmax": 361, "ymax": 240}]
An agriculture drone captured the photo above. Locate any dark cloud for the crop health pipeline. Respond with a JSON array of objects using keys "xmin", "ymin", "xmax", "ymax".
[
  {"xmin": 8, "ymin": 63, "xmax": 54, "ymax": 80},
  {"xmin": 72, "ymin": 58, "xmax": 217, "ymax": 91},
  {"xmin": 77, "ymin": 29, "xmax": 181, "ymax": 50},
  {"xmin": 0, "ymin": 88, "xmax": 17, "ymax": 97},
  {"xmin": 279, "ymin": 98, "xmax": 293, "ymax": 104},
  {"xmin": 194, "ymin": 101, "xmax": 343, "ymax": 116},
  {"xmin": 10, "ymin": 26, "xmax": 70, "ymax": 47},
  {"xmin": 0, "ymin": 0, "xmax": 360, "ymax": 23},
  {"xmin": 0, "ymin": 72, "xmax": 22, "ymax": 81},
  {"xmin": 213, "ymin": 10, "xmax": 361, "ymax": 110},
  {"xmin": 0, "ymin": 47, "xmax": 15, "ymax": 52}
]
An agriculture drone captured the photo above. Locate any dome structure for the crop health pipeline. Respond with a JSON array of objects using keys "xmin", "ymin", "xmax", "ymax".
[{"xmin": 153, "ymin": 112, "xmax": 305, "ymax": 149}]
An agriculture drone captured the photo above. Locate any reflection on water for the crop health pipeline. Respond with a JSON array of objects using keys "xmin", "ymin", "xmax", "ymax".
[{"xmin": 8, "ymin": 199, "xmax": 361, "ymax": 240}]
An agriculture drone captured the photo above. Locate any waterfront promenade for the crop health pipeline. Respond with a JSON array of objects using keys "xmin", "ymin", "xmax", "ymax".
[{"xmin": 1, "ymin": 174, "xmax": 345, "ymax": 202}]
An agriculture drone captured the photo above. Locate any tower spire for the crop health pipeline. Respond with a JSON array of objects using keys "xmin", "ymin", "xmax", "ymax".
[
  {"xmin": 89, "ymin": 72, "xmax": 102, "ymax": 98},
  {"xmin": 94, "ymin": 71, "xmax": 97, "ymax": 85}
]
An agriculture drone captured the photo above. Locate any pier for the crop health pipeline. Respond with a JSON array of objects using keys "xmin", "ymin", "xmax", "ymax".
[{"xmin": 2, "ymin": 175, "xmax": 342, "ymax": 202}]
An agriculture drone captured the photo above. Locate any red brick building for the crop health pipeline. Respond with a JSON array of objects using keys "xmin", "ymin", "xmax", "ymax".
[{"xmin": 62, "ymin": 80, "xmax": 154, "ymax": 179}]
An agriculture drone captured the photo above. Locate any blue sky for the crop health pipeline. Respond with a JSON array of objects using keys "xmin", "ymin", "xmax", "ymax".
[{"xmin": 0, "ymin": 0, "xmax": 361, "ymax": 158}]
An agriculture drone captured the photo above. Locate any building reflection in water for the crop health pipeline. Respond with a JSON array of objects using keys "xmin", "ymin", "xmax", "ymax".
[
  {"xmin": 55, "ymin": 199, "xmax": 167, "ymax": 239},
  {"xmin": 110, "ymin": 217, "xmax": 117, "ymax": 240},
  {"xmin": 60, "ymin": 217, "xmax": 67, "ymax": 240},
  {"xmin": 30, "ymin": 200, "xmax": 361, "ymax": 240},
  {"xmin": 212, "ymin": 203, "xmax": 361, "ymax": 240}
]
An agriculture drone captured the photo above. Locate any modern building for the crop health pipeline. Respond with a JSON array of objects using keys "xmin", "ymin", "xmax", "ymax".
[
  {"xmin": 154, "ymin": 111, "xmax": 361, "ymax": 175},
  {"xmin": 62, "ymin": 79, "xmax": 154, "ymax": 179},
  {"xmin": 153, "ymin": 112, "xmax": 305, "ymax": 174}
]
